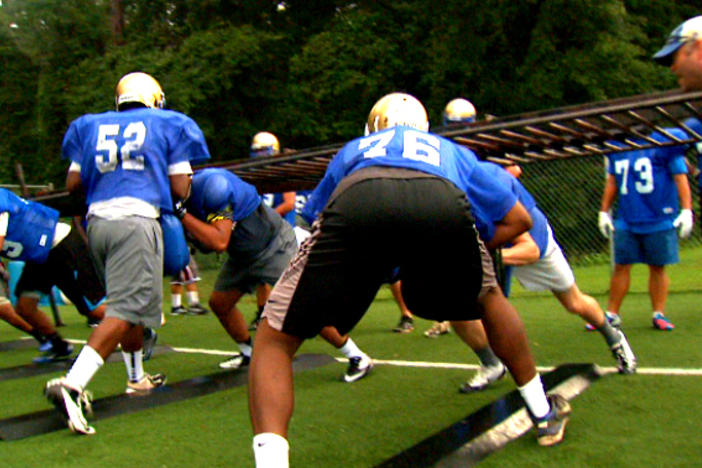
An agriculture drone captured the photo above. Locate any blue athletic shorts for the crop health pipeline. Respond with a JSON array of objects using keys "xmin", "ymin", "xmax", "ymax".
[{"xmin": 613, "ymin": 228, "xmax": 679, "ymax": 266}]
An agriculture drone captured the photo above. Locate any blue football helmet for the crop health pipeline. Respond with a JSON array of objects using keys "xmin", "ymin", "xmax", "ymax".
[{"xmin": 187, "ymin": 169, "xmax": 232, "ymax": 220}]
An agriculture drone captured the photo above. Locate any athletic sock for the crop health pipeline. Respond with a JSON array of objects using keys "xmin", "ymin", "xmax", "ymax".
[
  {"xmin": 172, "ymin": 294, "xmax": 182, "ymax": 308},
  {"xmin": 518, "ymin": 374, "xmax": 550, "ymax": 419},
  {"xmin": 66, "ymin": 345, "xmax": 104, "ymax": 390},
  {"xmin": 253, "ymin": 432, "xmax": 289, "ymax": 468},
  {"xmin": 238, "ymin": 338, "xmax": 252, "ymax": 357},
  {"xmin": 122, "ymin": 349, "xmax": 145, "ymax": 382},
  {"xmin": 339, "ymin": 337, "xmax": 364, "ymax": 359},
  {"xmin": 186, "ymin": 291, "xmax": 200, "ymax": 307},
  {"xmin": 475, "ymin": 346, "xmax": 502, "ymax": 367}
]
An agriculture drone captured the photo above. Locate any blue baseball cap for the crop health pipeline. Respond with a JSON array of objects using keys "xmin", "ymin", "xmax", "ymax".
[{"xmin": 653, "ymin": 16, "xmax": 702, "ymax": 66}]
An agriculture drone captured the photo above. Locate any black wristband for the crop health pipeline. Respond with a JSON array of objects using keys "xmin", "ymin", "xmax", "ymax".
[{"xmin": 174, "ymin": 200, "xmax": 187, "ymax": 220}]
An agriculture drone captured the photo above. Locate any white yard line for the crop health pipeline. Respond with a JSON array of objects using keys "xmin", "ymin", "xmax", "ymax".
[{"xmin": 65, "ymin": 339, "xmax": 702, "ymax": 376}]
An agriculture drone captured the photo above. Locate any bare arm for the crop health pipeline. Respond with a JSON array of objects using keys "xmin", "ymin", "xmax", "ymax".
[
  {"xmin": 275, "ymin": 191, "xmax": 296, "ymax": 216},
  {"xmin": 66, "ymin": 171, "xmax": 82, "ymax": 194},
  {"xmin": 181, "ymin": 214, "xmax": 233, "ymax": 253},
  {"xmin": 170, "ymin": 174, "xmax": 192, "ymax": 202},
  {"xmin": 501, "ymin": 232, "xmax": 540, "ymax": 266},
  {"xmin": 600, "ymin": 174, "xmax": 618, "ymax": 212},
  {"xmin": 486, "ymin": 200, "xmax": 532, "ymax": 250},
  {"xmin": 673, "ymin": 173, "xmax": 692, "ymax": 210}
]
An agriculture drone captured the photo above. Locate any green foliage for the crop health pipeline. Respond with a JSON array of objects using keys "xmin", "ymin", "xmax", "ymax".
[{"xmin": 0, "ymin": 0, "xmax": 695, "ymax": 185}]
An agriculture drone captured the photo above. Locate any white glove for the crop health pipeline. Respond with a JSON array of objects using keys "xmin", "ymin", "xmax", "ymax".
[
  {"xmin": 673, "ymin": 209, "xmax": 693, "ymax": 238},
  {"xmin": 598, "ymin": 211, "xmax": 614, "ymax": 239}
]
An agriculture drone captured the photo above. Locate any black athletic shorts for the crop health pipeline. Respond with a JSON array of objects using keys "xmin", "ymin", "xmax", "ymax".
[
  {"xmin": 15, "ymin": 227, "xmax": 105, "ymax": 316},
  {"xmin": 264, "ymin": 167, "xmax": 492, "ymax": 339}
]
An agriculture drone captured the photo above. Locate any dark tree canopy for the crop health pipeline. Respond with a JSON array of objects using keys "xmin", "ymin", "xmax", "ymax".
[{"xmin": 0, "ymin": 0, "xmax": 695, "ymax": 186}]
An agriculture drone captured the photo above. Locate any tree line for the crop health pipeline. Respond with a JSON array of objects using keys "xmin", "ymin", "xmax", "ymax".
[{"xmin": 0, "ymin": 0, "xmax": 697, "ymax": 187}]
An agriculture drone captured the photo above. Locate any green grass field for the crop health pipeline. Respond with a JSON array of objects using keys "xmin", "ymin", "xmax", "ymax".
[{"xmin": 1, "ymin": 248, "xmax": 701, "ymax": 467}]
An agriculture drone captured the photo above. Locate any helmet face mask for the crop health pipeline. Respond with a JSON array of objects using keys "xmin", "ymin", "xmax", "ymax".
[
  {"xmin": 250, "ymin": 132, "xmax": 280, "ymax": 158},
  {"xmin": 443, "ymin": 98, "xmax": 476, "ymax": 125},
  {"xmin": 365, "ymin": 93, "xmax": 429, "ymax": 135},
  {"xmin": 115, "ymin": 72, "xmax": 166, "ymax": 110}
]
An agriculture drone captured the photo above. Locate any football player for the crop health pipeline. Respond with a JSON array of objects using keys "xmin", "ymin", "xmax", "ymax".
[
  {"xmin": 0, "ymin": 188, "xmax": 109, "ymax": 362},
  {"xmin": 598, "ymin": 127, "xmax": 693, "ymax": 331},
  {"xmin": 179, "ymin": 168, "xmax": 372, "ymax": 380},
  {"xmin": 249, "ymin": 93, "xmax": 571, "ymax": 467},
  {"xmin": 45, "ymin": 71, "xmax": 210, "ymax": 434},
  {"xmin": 453, "ymin": 162, "xmax": 636, "ymax": 394},
  {"xmin": 248, "ymin": 132, "xmax": 296, "ymax": 330}
]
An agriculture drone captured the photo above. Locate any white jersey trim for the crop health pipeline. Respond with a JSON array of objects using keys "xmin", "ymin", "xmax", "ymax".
[
  {"xmin": 0, "ymin": 212, "xmax": 8, "ymax": 237},
  {"xmin": 52, "ymin": 222, "xmax": 71, "ymax": 248},
  {"xmin": 168, "ymin": 161, "xmax": 193, "ymax": 175},
  {"xmin": 68, "ymin": 161, "xmax": 81, "ymax": 172},
  {"xmin": 88, "ymin": 197, "xmax": 160, "ymax": 220}
]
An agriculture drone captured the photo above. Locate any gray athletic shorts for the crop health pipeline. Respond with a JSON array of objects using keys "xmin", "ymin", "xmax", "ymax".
[
  {"xmin": 513, "ymin": 225, "xmax": 575, "ymax": 293},
  {"xmin": 88, "ymin": 216, "xmax": 164, "ymax": 329},
  {"xmin": 214, "ymin": 221, "xmax": 297, "ymax": 294}
]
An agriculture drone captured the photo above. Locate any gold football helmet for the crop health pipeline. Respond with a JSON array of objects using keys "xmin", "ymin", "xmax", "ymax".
[
  {"xmin": 365, "ymin": 92, "xmax": 429, "ymax": 136},
  {"xmin": 250, "ymin": 131, "xmax": 280, "ymax": 158},
  {"xmin": 442, "ymin": 98, "xmax": 476, "ymax": 125},
  {"xmin": 115, "ymin": 72, "xmax": 165, "ymax": 110}
]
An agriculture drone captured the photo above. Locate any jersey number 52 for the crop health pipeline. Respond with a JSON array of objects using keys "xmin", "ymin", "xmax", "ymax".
[{"xmin": 95, "ymin": 122, "xmax": 147, "ymax": 173}]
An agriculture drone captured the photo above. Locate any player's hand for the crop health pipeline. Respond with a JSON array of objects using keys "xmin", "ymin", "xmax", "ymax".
[
  {"xmin": 598, "ymin": 211, "xmax": 614, "ymax": 238},
  {"xmin": 174, "ymin": 199, "xmax": 187, "ymax": 220},
  {"xmin": 673, "ymin": 209, "xmax": 693, "ymax": 238}
]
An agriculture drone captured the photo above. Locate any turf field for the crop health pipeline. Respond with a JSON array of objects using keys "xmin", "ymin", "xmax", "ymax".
[{"xmin": 1, "ymin": 247, "xmax": 701, "ymax": 467}]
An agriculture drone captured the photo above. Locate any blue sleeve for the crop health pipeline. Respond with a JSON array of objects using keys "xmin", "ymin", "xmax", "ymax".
[
  {"xmin": 171, "ymin": 116, "xmax": 211, "ymax": 166},
  {"xmin": 668, "ymin": 153, "xmax": 688, "ymax": 175},
  {"xmin": 61, "ymin": 120, "xmax": 82, "ymax": 164},
  {"xmin": 300, "ymin": 151, "xmax": 347, "ymax": 224},
  {"xmin": 466, "ymin": 163, "xmax": 518, "ymax": 229},
  {"xmin": 301, "ymin": 174, "xmax": 337, "ymax": 225}
]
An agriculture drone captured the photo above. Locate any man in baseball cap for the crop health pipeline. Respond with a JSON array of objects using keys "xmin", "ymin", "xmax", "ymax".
[{"xmin": 653, "ymin": 15, "xmax": 702, "ymax": 91}]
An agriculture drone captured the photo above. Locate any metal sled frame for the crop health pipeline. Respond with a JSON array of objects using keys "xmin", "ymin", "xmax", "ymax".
[{"xmin": 33, "ymin": 89, "xmax": 702, "ymax": 205}]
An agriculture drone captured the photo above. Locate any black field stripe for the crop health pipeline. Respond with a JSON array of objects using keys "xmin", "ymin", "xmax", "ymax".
[
  {"xmin": 375, "ymin": 363, "xmax": 602, "ymax": 468},
  {"xmin": 0, "ymin": 339, "xmax": 38, "ymax": 352},
  {"xmin": 0, "ymin": 353, "xmax": 335, "ymax": 441},
  {"xmin": 0, "ymin": 345, "xmax": 174, "ymax": 382}
]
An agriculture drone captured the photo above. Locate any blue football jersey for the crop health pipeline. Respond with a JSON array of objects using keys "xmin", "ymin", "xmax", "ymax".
[
  {"xmin": 683, "ymin": 117, "xmax": 702, "ymax": 191},
  {"xmin": 187, "ymin": 168, "xmax": 261, "ymax": 223},
  {"xmin": 606, "ymin": 129, "xmax": 688, "ymax": 233},
  {"xmin": 262, "ymin": 193, "xmax": 296, "ymax": 226},
  {"xmin": 479, "ymin": 162, "xmax": 549, "ymax": 257},
  {"xmin": 0, "ymin": 188, "xmax": 59, "ymax": 263},
  {"xmin": 61, "ymin": 108, "xmax": 211, "ymax": 213},
  {"xmin": 294, "ymin": 190, "xmax": 312, "ymax": 217},
  {"xmin": 301, "ymin": 126, "xmax": 517, "ymax": 241}
]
